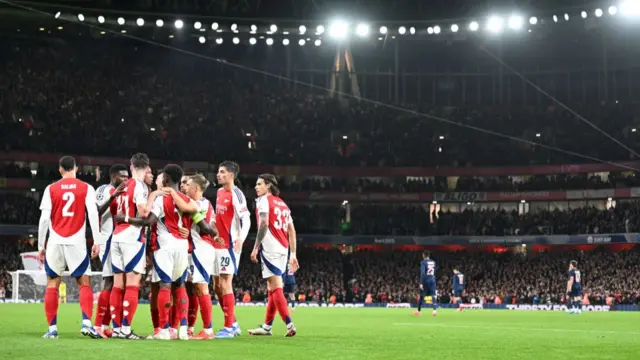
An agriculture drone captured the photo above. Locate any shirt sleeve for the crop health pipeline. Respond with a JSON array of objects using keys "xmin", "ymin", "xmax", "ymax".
[
  {"xmin": 256, "ymin": 196, "xmax": 269, "ymax": 215},
  {"xmin": 95, "ymin": 185, "xmax": 112, "ymax": 207},
  {"xmin": 39, "ymin": 185, "xmax": 52, "ymax": 211},
  {"xmin": 85, "ymin": 185, "xmax": 105, "ymax": 245},
  {"xmin": 150, "ymin": 196, "xmax": 164, "ymax": 218},
  {"xmin": 232, "ymin": 189, "xmax": 251, "ymax": 243},
  {"xmin": 133, "ymin": 180, "xmax": 149, "ymax": 205}
]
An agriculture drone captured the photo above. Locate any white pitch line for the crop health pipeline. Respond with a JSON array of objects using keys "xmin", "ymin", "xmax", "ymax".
[{"xmin": 393, "ymin": 323, "xmax": 640, "ymax": 336}]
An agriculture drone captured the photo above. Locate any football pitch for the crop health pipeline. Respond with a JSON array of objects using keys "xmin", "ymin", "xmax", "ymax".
[{"xmin": 1, "ymin": 305, "xmax": 638, "ymax": 360}]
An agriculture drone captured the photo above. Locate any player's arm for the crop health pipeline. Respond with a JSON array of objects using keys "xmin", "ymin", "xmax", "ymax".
[
  {"xmin": 287, "ymin": 219, "xmax": 299, "ymax": 271},
  {"xmin": 191, "ymin": 206, "xmax": 218, "ymax": 237},
  {"xmin": 566, "ymin": 275, "xmax": 574, "ymax": 295},
  {"xmin": 162, "ymin": 187, "xmax": 198, "ymax": 213},
  {"xmin": 37, "ymin": 186, "xmax": 52, "ymax": 258},
  {"xmin": 86, "ymin": 186, "xmax": 106, "ymax": 258},
  {"xmin": 115, "ymin": 213, "xmax": 158, "ymax": 227},
  {"xmin": 235, "ymin": 195, "xmax": 251, "ymax": 244},
  {"xmin": 97, "ymin": 183, "xmax": 126, "ymax": 216}
]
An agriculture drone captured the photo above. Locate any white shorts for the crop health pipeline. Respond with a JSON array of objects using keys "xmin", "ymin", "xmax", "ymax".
[
  {"xmin": 152, "ymin": 246, "xmax": 189, "ymax": 283},
  {"xmin": 45, "ymin": 243, "xmax": 90, "ymax": 279},
  {"xmin": 212, "ymin": 248, "xmax": 240, "ymax": 276},
  {"xmin": 190, "ymin": 244, "xmax": 216, "ymax": 284},
  {"xmin": 111, "ymin": 241, "xmax": 146, "ymax": 275},
  {"xmin": 99, "ymin": 235, "xmax": 114, "ymax": 278},
  {"xmin": 260, "ymin": 251, "xmax": 288, "ymax": 279}
]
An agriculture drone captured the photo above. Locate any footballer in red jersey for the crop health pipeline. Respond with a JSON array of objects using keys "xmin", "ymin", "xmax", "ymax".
[
  {"xmin": 38, "ymin": 156, "xmax": 105, "ymax": 339},
  {"xmin": 248, "ymin": 174, "xmax": 298, "ymax": 337}
]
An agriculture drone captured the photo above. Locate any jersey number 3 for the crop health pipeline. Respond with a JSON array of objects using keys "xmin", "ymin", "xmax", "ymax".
[
  {"xmin": 62, "ymin": 192, "xmax": 75, "ymax": 217},
  {"xmin": 273, "ymin": 207, "xmax": 290, "ymax": 230}
]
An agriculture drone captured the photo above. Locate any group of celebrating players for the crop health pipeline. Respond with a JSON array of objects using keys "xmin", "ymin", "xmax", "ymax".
[{"xmin": 37, "ymin": 153, "xmax": 298, "ymax": 340}]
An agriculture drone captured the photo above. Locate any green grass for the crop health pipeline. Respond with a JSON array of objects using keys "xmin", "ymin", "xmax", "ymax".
[{"xmin": 0, "ymin": 305, "xmax": 638, "ymax": 360}]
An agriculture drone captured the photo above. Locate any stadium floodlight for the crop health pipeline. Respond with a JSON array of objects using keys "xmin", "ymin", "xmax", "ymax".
[
  {"xmin": 356, "ymin": 23, "xmax": 369, "ymax": 37},
  {"xmin": 316, "ymin": 25, "xmax": 325, "ymax": 34},
  {"xmin": 198, "ymin": 36, "xmax": 205, "ymax": 44},
  {"xmin": 451, "ymin": 24, "xmax": 459, "ymax": 32},
  {"xmin": 398, "ymin": 26, "xmax": 406, "ymax": 34},
  {"xmin": 175, "ymin": 19, "xmax": 184, "ymax": 29},
  {"xmin": 283, "ymin": 38, "xmax": 290, "ymax": 45},
  {"xmin": 136, "ymin": 18, "xmax": 144, "ymax": 26},
  {"xmin": 77, "ymin": 14, "xmax": 85, "ymax": 22},
  {"xmin": 487, "ymin": 16, "xmax": 503, "ymax": 33},
  {"xmin": 409, "ymin": 26, "xmax": 416, "ymax": 34},
  {"xmin": 564, "ymin": 13, "xmax": 569, "ymax": 21},
  {"xmin": 98, "ymin": 16, "xmax": 105, "ymax": 24},
  {"xmin": 609, "ymin": 6, "xmax": 618, "ymax": 15},
  {"xmin": 55, "ymin": 11, "xmax": 61, "ymax": 19},
  {"xmin": 553, "ymin": 15, "xmax": 558, "ymax": 22},
  {"xmin": 469, "ymin": 21, "xmax": 479, "ymax": 31},
  {"xmin": 216, "ymin": 38, "xmax": 223, "ymax": 44},
  {"xmin": 232, "ymin": 37, "xmax": 239, "ymax": 44},
  {"xmin": 211, "ymin": 22, "xmax": 219, "ymax": 30},
  {"xmin": 299, "ymin": 39, "xmax": 306, "ymax": 46},
  {"xmin": 595, "ymin": 8, "xmax": 603, "ymax": 17},
  {"xmin": 194, "ymin": 21, "xmax": 202, "ymax": 29},
  {"xmin": 581, "ymin": 11, "xmax": 587, "ymax": 18},
  {"xmin": 433, "ymin": 25, "xmax": 441, "ymax": 34},
  {"xmin": 266, "ymin": 38, "xmax": 274, "ymax": 45},
  {"xmin": 270, "ymin": 24, "xmax": 278, "ymax": 33},
  {"xmin": 427, "ymin": 27, "xmax": 434, "ymax": 34},
  {"xmin": 529, "ymin": 16, "xmax": 537, "ymax": 25},
  {"xmin": 328, "ymin": 20, "xmax": 348, "ymax": 39},
  {"xmin": 249, "ymin": 37, "xmax": 257, "ymax": 45},
  {"xmin": 250, "ymin": 24, "xmax": 257, "ymax": 33},
  {"xmin": 379, "ymin": 26, "xmax": 388, "ymax": 34},
  {"xmin": 508, "ymin": 15, "xmax": 523, "ymax": 30},
  {"xmin": 299, "ymin": 25, "xmax": 306, "ymax": 34},
  {"xmin": 231, "ymin": 23, "xmax": 238, "ymax": 31},
  {"xmin": 156, "ymin": 19, "xmax": 164, "ymax": 27},
  {"xmin": 621, "ymin": 1, "xmax": 640, "ymax": 16},
  {"xmin": 117, "ymin": 17, "xmax": 125, "ymax": 25},
  {"xmin": 315, "ymin": 39, "xmax": 322, "ymax": 46}
]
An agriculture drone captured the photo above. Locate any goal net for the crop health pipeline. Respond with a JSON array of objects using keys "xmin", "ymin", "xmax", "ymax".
[{"xmin": 8, "ymin": 270, "xmax": 104, "ymax": 302}]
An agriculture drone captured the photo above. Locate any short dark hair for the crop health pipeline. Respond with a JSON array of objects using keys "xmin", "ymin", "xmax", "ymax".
[
  {"xmin": 423, "ymin": 251, "xmax": 431, "ymax": 259},
  {"xmin": 109, "ymin": 164, "xmax": 128, "ymax": 175},
  {"xmin": 163, "ymin": 164, "xmax": 184, "ymax": 186},
  {"xmin": 258, "ymin": 173, "xmax": 280, "ymax": 196},
  {"xmin": 59, "ymin": 156, "xmax": 76, "ymax": 171},
  {"xmin": 130, "ymin": 153, "xmax": 150, "ymax": 170},
  {"xmin": 570, "ymin": 260, "xmax": 578, "ymax": 268},
  {"xmin": 219, "ymin": 160, "xmax": 239, "ymax": 177}
]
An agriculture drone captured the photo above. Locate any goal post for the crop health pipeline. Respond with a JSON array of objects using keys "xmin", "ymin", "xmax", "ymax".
[{"xmin": 8, "ymin": 270, "xmax": 104, "ymax": 302}]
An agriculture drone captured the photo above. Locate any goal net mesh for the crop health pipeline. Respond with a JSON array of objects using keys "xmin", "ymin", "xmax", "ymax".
[{"xmin": 8, "ymin": 270, "xmax": 104, "ymax": 302}]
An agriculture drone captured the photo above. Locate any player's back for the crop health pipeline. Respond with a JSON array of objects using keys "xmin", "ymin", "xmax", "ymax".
[
  {"xmin": 569, "ymin": 269, "xmax": 582, "ymax": 289},
  {"xmin": 421, "ymin": 259, "xmax": 437, "ymax": 282},
  {"xmin": 454, "ymin": 272, "xmax": 465, "ymax": 288},
  {"xmin": 96, "ymin": 184, "xmax": 117, "ymax": 234},
  {"xmin": 256, "ymin": 194, "xmax": 291, "ymax": 254},
  {"xmin": 44, "ymin": 177, "xmax": 91, "ymax": 244},
  {"xmin": 152, "ymin": 193, "xmax": 194, "ymax": 249},
  {"xmin": 113, "ymin": 178, "xmax": 148, "ymax": 237}
]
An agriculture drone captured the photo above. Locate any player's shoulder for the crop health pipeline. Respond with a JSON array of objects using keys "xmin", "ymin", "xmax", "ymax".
[
  {"xmin": 231, "ymin": 187, "xmax": 246, "ymax": 203},
  {"xmin": 271, "ymin": 195, "xmax": 288, "ymax": 208}
]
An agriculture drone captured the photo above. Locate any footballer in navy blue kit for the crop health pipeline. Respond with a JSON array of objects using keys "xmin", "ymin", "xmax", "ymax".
[
  {"xmin": 283, "ymin": 266, "xmax": 297, "ymax": 311},
  {"xmin": 452, "ymin": 269, "xmax": 465, "ymax": 311},
  {"xmin": 566, "ymin": 260, "xmax": 583, "ymax": 314},
  {"xmin": 415, "ymin": 252, "xmax": 438, "ymax": 316}
]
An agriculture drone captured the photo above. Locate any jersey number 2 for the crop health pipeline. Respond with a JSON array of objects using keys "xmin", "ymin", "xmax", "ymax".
[{"xmin": 62, "ymin": 192, "xmax": 75, "ymax": 217}]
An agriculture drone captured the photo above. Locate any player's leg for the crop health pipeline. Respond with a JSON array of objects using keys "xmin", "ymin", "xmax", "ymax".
[
  {"xmin": 414, "ymin": 287, "xmax": 425, "ymax": 315},
  {"xmin": 214, "ymin": 248, "xmax": 238, "ymax": 339},
  {"xmin": 62, "ymin": 243, "xmax": 100, "ymax": 338},
  {"xmin": 95, "ymin": 236, "xmax": 113, "ymax": 337},
  {"xmin": 151, "ymin": 248, "xmax": 174, "ymax": 340},
  {"xmin": 186, "ymin": 280, "xmax": 199, "ymax": 335},
  {"xmin": 43, "ymin": 245, "xmax": 63, "ymax": 338},
  {"xmin": 288, "ymin": 290, "xmax": 296, "ymax": 311},
  {"xmin": 250, "ymin": 252, "xmax": 294, "ymax": 337},
  {"xmin": 121, "ymin": 241, "xmax": 146, "ymax": 339},
  {"xmin": 169, "ymin": 247, "xmax": 190, "ymax": 340},
  {"xmin": 110, "ymin": 242, "xmax": 126, "ymax": 336},
  {"xmin": 431, "ymin": 286, "xmax": 438, "ymax": 315},
  {"xmin": 189, "ymin": 250, "xmax": 214, "ymax": 339}
]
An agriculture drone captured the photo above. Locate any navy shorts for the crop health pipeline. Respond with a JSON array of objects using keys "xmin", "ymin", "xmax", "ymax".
[
  {"xmin": 453, "ymin": 289, "xmax": 463, "ymax": 297},
  {"xmin": 421, "ymin": 280, "xmax": 436, "ymax": 297},
  {"xmin": 283, "ymin": 283, "xmax": 296, "ymax": 294},
  {"xmin": 569, "ymin": 287, "xmax": 582, "ymax": 297}
]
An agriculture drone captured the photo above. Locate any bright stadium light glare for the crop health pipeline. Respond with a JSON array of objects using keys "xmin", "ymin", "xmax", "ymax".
[
  {"xmin": 356, "ymin": 23, "xmax": 369, "ymax": 37},
  {"xmin": 409, "ymin": 26, "xmax": 416, "ymax": 34},
  {"xmin": 250, "ymin": 24, "xmax": 257, "ymax": 33},
  {"xmin": 216, "ymin": 38, "xmax": 223, "ymax": 44},
  {"xmin": 266, "ymin": 38, "xmax": 274, "ymax": 45},
  {"xmin": 469, "ymin": 21, "xmax": 479, "ymax": 31},
  {"xmin": 175, "ymin": 19, "xmax": 184, "ymax": 29},
  {"xmin": 508, "ymin": 15, "xmax": 523, "ymax": 30},
  {"xmin": 315, "ymin": 39, "xmax": 322, "ymax": 46},
  {"xmin": 581, "ymin": 11, "xmax": 587, "ymax": 18},
  {"xmin": 595, "ymin": 8, "xmax": 603, "ymax": 17},
  {"xmin": 117, "ymin": 17, "xmax": 125, "ymax": 25},
  {"xmin": 427, "ymin": 27, "xmax": 434, "ymax": 34},
  {"xmin": 299, "ymin": 25, "xmax": 306, "ymax": 34},
  {"xmin": 398, "ymin": 26, "xmax": 406, "ymax": 34},
  {"xmin": 329, "ymin": 20, "xmax": 348, "ymax": 39},
  {"xmin": 433, "ymin": 25, "xmax": 441, "ymax": 34},
  {"xmin": 156, "ymin": 19, "xmax": 164, "ymax": 27},
  {"xmin": 211, "ymin": 22, "xmax": 219, "ymax": 30},
  {"xmin": 451, "ymin": 24, "xmax": 459, "ymax": 32},
  {"xmin": 316, "ymin": 25, "xmax": 325, "ymax": 34},
  {"xmin": 621, "ymin": 1, "xmax": 640, "ymax": 16},
  {"xmin": 283, "ymin": 38, "xmax": 290, "ymax": 45},
  {"xmin": 564, "ymin": 13, "xmax": 570, "ymax": 21},
  {"xmin": 609, "ymin": 6, "xmax": 618, "ymax": 15},
  {"xmin": 553, "ymin": 15, "xmax": 558, "ymax": 22},
  {"xmin": 379, "ymin": 26, "xmax": 388, "ymax": 34},
  {"xmin": 299, "ymin": 39, "xmax": 306, "ymax": 46},
  {"xmin": 529, "ymin": 16, "xmax": 538, "ymax": 25},
  {"xmin": 98, "ymin": 16, "xmax": 105, "ymax": 24},
  {"xmin": 270, "ymin": 24, "xmax": 278, "ymax": 33},
  {"xmin": 249, "ymin": 37, "xmax": 257, "ymax": 45},
  {"xmin": 136, "ymin": 18, "xmax": 144, "ymax": 26},
  {"xmin": 77, "ymin": 14, "xmax": 85, "ymax": 22},
  {"xmin": 487, "ymin": 16, "xmax": 503, "ymax": 33},
  {"xmin": 231, "ymin": 23, "xmax": 238, "ymax": 31},
  {"xmin": 55, "ymin": 11, "xmax": 61, "ymax": 19},
  {"xmin": 232, "ymin": 37, "xmax": 239, "ymax": 44},
  {"xmin": 198, "ymin": 36, "xmax": 205, "ymax": 44},
  {"xmin": 194, "ymin": 21, "xmax": 202, "ymax": 29}
]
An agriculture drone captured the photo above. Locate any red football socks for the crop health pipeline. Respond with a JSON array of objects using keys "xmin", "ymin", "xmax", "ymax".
[
  {"xmin": 272, "ymin": 288, "xmax": 292, "ymax": 325},
  {"xmin": 188, "ymin": 293, "xmax": 199, "ymax": 327},
  {"xmin": 174, "ymin": 287, "xmax": 189, "ymax": 327},
  {"xmin": 44, "ymin": 288, "xmax": 59, "ymax": 326},
  {"xmin": 94, "ymin": 289, "xmax": 111, "ymax": 327},
  {"xmin": 109, "ymin": 287, "xmax": 124, "ymax": 328},
  {"xmin": 264, "ymin": 290, "xmax": 276, "ymax": 326},
  {"xmin": 79, "ymin": 285, "xmax": 94, "ymax": 322},
  {"xmin": 198, "ymin": 294, "xmax": 213, "ymax": 329},
  {"xmin": 122, "ymin": 286, "xmax": 139, "ymax": 327},
  {"xmin": 222, "ymin": 293, "xmax": 235, "ymax": 328},
  {"xmin": 157, "ymin": 288, "xmax": 171, "ymax": 329}
]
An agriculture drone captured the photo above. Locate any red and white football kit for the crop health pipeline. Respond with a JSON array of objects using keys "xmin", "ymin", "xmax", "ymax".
[
  {"xmin": 111, "ymin": 178, "xmax": 148, "ymax": 274},
  {"xmin": 150, "ymin": 193, "xmax": 195, "ymax": 283},
  {"xmin": 38, "ymin": 178, "xmax": 103, "ymax": 278},
  {"xmin": 214, "ymin": 187, "xmax": 251, "ymax": 275},
  {"xmin": 189, "ymin": 198, "xmax": 216, "ymax": 284},
  {"xmin": 96, "ymin": 184, "xmax": 118, "ymax": 277},
  {"xmin": 256, "ymin": 194, "xmax": 292, "ymax": 278}
]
